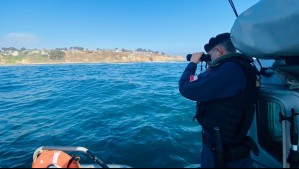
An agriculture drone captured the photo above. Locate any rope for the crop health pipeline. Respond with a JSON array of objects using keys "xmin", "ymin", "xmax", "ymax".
[{"xmin": 228, "ymin": 0, "xmax": 239, "ymax": 17}]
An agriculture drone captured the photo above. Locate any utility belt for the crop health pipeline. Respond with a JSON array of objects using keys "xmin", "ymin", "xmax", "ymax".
[{"xmin": 202, "ymin": 131, "xmax": 259, "ymax": 163}]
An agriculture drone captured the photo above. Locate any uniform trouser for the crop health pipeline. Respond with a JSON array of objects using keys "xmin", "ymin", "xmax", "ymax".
[{"xmin": 201, "ymin": 143, "xmax": 253, "ymax": 168}]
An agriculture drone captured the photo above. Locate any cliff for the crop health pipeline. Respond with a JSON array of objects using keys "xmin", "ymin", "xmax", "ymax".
[
  {"xmin": 0, "ymin": 49, "xmax": 185, "ymax": 65},
  {"xmin": 64, "ymin": 50, "xmax": 184, "ymax": 63}
]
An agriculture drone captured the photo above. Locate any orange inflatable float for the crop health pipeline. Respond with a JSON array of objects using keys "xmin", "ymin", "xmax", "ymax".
[{"xmin": 32, "ymin": 150, "xmax": 80, "ymax": 168}]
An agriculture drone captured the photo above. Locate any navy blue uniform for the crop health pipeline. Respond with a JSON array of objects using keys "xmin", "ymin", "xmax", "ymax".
[
  {"xmin": 179, "ymin": 62, "xmax": 247, "ymax": 102},
  {"xmin": 179, "ymin": 59, "xmax": 254, "ymax": 168}
]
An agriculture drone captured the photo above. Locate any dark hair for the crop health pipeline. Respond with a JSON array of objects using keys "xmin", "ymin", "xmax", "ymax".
[{"xmin": 219, "ymin": 39, "xmax": 236, "ymax": 53}]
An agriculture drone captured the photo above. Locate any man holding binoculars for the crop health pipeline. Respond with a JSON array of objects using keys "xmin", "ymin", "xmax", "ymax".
[{"xmin": 179, "ymin": 33, "xmax": 260, "ymax": 168}]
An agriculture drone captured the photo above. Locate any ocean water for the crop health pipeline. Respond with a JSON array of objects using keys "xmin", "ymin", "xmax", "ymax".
[{"xmin": 0, "ymin": 62, "xmax": 203, "ymax": 168}]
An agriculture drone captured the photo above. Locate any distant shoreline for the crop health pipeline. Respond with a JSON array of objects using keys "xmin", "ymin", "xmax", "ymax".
[
  {"xmin": 0, "ymin": 60, "xmax": 185, "ymax": 66},
  {"xmin": 0, "ymin": 49, "xmax": 185, "ymax": 65}
]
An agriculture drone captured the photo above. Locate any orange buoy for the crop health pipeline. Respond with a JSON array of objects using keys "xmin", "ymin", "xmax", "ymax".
[{"xmin": 32, "ymin": 150, "xmax": 80, "ymax": 168}]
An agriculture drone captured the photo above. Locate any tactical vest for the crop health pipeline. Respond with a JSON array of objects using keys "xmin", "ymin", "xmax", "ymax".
[{"xmin": 194, "ymin": 54, "xmax": 260, "ymax": 140}]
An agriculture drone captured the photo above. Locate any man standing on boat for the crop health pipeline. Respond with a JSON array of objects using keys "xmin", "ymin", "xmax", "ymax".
[{"xmin": 179, "ymin": 33, "xmax": 259, "ymax": 168}]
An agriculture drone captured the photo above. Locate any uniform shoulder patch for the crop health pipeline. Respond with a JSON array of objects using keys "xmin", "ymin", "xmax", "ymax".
[{"xmin": 189, "ymin": 75, "xmax": 198, "ymax": 82}]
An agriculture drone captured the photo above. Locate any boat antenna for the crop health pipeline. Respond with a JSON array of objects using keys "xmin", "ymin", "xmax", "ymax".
[{"xmin": 228, "ymin": 0, "xmax": 239, "ymax": 17}]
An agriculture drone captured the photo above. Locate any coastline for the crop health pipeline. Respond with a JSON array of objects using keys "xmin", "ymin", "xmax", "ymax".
[
  {"xmin": 0, "ymin": 60, "xmax": 185, "ymax": 67},
  {"xmin": 0, "ymin": 49, "xmax": 185, "ymax": 66}
]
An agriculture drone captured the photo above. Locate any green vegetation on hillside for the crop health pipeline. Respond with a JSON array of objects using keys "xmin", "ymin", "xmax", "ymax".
[
  {"xmin": 4, "ymin": 55, "xmax": 24, "ymax": 64},
  {"xmin": 0, "ymin": 55, "xmax": 48, "ymax": 64},
  {"xmin": 49, "ymin": 50, "xmax": 65, "ymax": 60},
  {"xmin": 0, "ymin": 47, "xmax": 184, "ymax": 65}
]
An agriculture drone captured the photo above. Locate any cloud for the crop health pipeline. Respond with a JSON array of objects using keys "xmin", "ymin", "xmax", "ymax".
[{"xmin": 1, "ymin": 32, "xmax": 39, "ymax": 47}]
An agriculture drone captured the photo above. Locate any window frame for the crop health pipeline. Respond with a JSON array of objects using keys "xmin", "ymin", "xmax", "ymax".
[{"xmin": 256, "ymin": 97, "xmax": 284, "ymax": 162}]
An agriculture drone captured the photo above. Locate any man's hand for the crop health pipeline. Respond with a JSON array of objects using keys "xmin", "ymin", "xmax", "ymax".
[{"xmin": 191, "ymin": 52, "xmax": 203, "ymax": 64}]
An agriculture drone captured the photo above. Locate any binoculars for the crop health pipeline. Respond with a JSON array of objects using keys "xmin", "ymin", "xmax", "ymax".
[{"xmin": 186, "ymin": 53, "xmax": 211, "ymax": 62}]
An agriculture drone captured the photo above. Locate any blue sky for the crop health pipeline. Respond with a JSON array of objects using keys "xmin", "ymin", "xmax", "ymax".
[{"xmin": 0, "ymin": 0, "xmax": 260, "ymax": 56}]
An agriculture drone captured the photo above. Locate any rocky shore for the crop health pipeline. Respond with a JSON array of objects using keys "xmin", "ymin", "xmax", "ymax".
[{"xmin": 0, "ymin": 49, "xmax": 185, "ymax": 65}]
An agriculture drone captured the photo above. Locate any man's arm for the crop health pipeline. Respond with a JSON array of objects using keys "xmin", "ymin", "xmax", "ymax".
[{"xmin": 179, "ymin": 62, "xmax": 247, "ymax": 102}]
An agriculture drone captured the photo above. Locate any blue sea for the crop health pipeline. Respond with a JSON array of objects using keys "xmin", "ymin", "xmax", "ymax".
[{"xmin": 0, "ymin": 62, "xmax": 203, "ymax": 168}]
